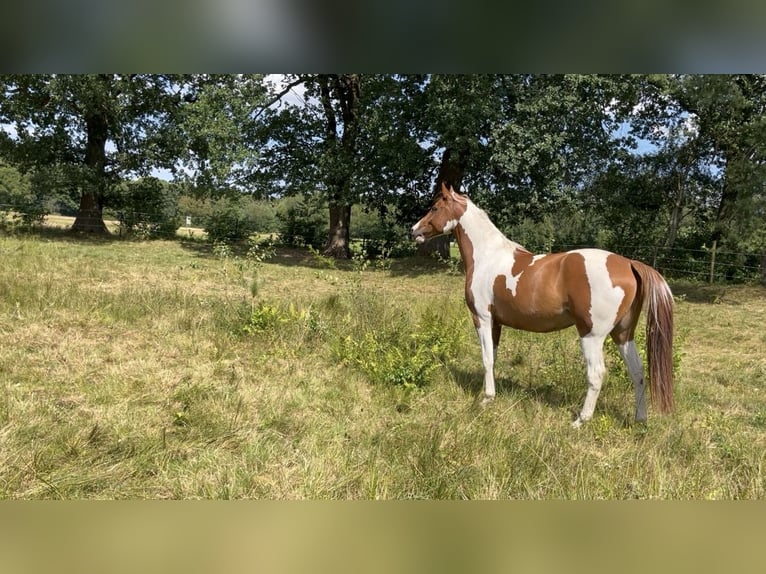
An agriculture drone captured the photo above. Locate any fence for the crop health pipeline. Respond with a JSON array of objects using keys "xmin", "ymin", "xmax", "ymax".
[{"xmin": 556, "ymin": 242, "xmax": 765, "ymax": 285}]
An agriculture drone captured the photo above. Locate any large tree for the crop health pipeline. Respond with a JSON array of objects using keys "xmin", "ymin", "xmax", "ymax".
[
  {"xmin": 0, "ymin": 74, "xmax": 191, "ymax": 233},
  {"xmin": 259, "ymin": 74, "xmax": 434, "ymax": 259},
  {"xmin": 410, "ymin": 75, "xmax": 638, "ymax": 246},
  {"xmin": 631, "ymin": 74, "xmax": 766, "ymax": 252},
  {"xmin": 622, "ymin": 74, "xmax": 766, "ymax": 283},
  {"xmin": 175, "ymin": 74, "xmax": 268, "ymax": 195}
]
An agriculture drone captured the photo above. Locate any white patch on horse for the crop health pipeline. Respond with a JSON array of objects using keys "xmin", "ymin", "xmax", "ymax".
[
  {"xmin": 618, "ymin": 340, "xmax": 647, "ymax": 422},
  {"xmin": 576, "ymin": 249, "xmax": 625, "ymax": 336},
  {"xmin": 442, "ymin": 218, "xmax": 459, "ymax": 234},
  {"xmin": 504, "ymin": 269, "xmax": 523, "ymax": 296},
  {"xmin": 459, "ymin": 202, "xmax": 522, "ymax": 314}
]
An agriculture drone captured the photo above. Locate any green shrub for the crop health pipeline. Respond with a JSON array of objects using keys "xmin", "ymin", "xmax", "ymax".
[
  {"xmin": 112, "ymin": 178, "xmax": 181, "ymax": 239},
  {"xmin": 243, "ymin": 301, "xmax": 323, "ymax": 339},
  {"xmin": 276, "ymin": 195, "xmax": 327, "ymax": 248},
  {"xmin": 333, "ymin": 299, "xmax": 466, "ymax": 391},
  {"xmin": 205, "ymin": 200, "xmax": 256, "ymax": 243}
]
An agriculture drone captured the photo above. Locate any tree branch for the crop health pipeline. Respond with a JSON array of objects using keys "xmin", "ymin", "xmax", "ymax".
[{"xmin": 252, "ymin": 76, "xmax": 307, "ymax": 121}]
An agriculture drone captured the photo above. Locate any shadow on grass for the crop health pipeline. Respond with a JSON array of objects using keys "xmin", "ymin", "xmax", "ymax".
[
  {"xmin": 175, "ymin": 238, "xmax": 457, "ymax": 277},
  {"xmin": 448, "ymin": 365, "xmax": 636, "ymax": 427},
  {"xmin": 668, "ymin": 280, "xmax": 730, "ymax": 305},
  {"xmin": 2, "ymin": 226, "xmax": 133, "ymax": 246},
  {"xmin": 15, "ymin": 224, "xmax": 459, "ymax": 278}
]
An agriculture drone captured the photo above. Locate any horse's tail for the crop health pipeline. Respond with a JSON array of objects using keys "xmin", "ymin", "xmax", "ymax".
[{"xmin": 631, "ymin": 260, "xmax": 675, "ymax": 414}]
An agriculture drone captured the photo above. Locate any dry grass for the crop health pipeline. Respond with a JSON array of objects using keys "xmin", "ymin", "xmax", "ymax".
[{"xmin": 0, "ymin": 232, "xmax": 764, "ymax": 499}]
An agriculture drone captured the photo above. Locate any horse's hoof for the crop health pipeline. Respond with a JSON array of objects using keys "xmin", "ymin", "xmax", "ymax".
[
  {"xmin": 571, "ymin": 418, "xmax": 583, "ymax": 429},
  {"xmin": 479, "ymin": 396, "xmax": 495, "ymax": 408}
]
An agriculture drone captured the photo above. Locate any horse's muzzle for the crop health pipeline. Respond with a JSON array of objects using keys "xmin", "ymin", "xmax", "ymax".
[{"xmin": 411, "ymin": 225, "xmax": 426, "ymax": 244}]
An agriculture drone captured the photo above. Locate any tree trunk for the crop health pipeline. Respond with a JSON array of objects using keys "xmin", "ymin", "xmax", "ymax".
[
  {"xmin": 71, "ymin": 189, "xmax": 108, "ymax": 234},
  {"xmin": 317, "ymin": 74, "xmax": 360, "ymax": 259},
  {"xmin": 760, "ymin": 252, "xmax": 766, "ymax": 287},
  {"xmin": 664, "ymin": 174, "xmax": 684, "ymax": 250},
  {"xmin": 71, "ymin": 100, "xmax": 110, "ymax": 234},
  {"xmin": 324, "ymin": 202, "xmax": 351, "ymax": 258},
  {"xmin": 416, "ymin": 147, "xmax": 467, "ymax": 259}
]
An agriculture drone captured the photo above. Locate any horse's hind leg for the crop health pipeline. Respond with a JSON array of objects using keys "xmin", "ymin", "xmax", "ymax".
[
  {"xmin": 492, "ymin": 318, "xmax": 502, "ymax": 363},
  {"xmin": 573, "ymin": 333, "xmax": 607, "ymax": 428},
  {"xmin": 611, "ymin": 304, "xmax": 647, "ymax": 423},
  {"xmin": 612, "ymin": 335, "xmax": 647, "ymax": 423}
]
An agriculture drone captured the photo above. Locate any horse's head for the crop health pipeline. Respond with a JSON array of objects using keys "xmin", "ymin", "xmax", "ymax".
[{"xmin": 411, "ymin": 182, "xmax": 468, "ymax": 244}]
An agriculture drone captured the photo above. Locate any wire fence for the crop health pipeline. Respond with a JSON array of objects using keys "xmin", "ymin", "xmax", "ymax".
[
  {"xmin": 2, "ymin": 205, "xmax": 766, "ymax": 285},
  {"xmin": 555, "ymin": 243, "xmax": 765, "ymax": 285}
]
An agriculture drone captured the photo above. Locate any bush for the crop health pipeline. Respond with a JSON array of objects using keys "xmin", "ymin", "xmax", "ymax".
[
  {"xmin": 244, "ymin": 200, "xmax": 279, "ymax": 234},
  {"xmin": 205, "ymin": 199, "xmax": 256, "ymax": 243},
  {"xmin": 0, "ymin": 163, "xmax": 48, "ymax": 229},
  {"xmin": 112, "ymin": 178, "xmax": 181, "ymax": 239},
  {"xmin": 332, "ymin": 294, "xmax": 466, "ymax": 390},
  {"xmin": 242, "ymin": 300, "xmax": 324, "ymax": 342},
  {"xmin": 352, "ymin": 205, "xmax": 413, "ymax": 257},
  {"xmin": 276, "ymin": 195, "xmax": 327, "ymax": 248}
]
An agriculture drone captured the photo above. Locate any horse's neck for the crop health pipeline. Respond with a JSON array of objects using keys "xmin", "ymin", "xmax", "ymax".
[{"xmin": 457, "ymin": 201, "xmax": 525, "ymax": 259}]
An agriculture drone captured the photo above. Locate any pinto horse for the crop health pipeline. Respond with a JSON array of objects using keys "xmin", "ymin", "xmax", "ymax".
[{"xmin": 412, "ymin": 183, "xmax": 674, "ymax": 427}]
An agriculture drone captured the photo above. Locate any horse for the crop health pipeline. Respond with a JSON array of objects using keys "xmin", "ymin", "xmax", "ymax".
[{"xmin": 411, "ymin": 183, "xmax": 674, "ymax": 427}]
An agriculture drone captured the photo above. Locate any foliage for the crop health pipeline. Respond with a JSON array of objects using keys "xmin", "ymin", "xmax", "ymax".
[
  {"xmin": 175, "ymin": 74, "xmax": 268, "ymax": 193},
  {"xmin": 243, "ymin": 200, "xmax": 279, "ymax": 234},
  {"xmin": 332, "ymin": 292, "xmax": 466, "ymax": 391},
  {"xmin": 0, "ymin": 75, "xmax": 196, "ymax": 232},
  {"xmin": 352, "ymin": 204, "xmax": 411, "ymax": 257},
  {"xmin": 631, "ymin": 74, "xmax": 766, "ymax": 254},
  {"xmin": 276, "ymin": 194, "xmax": 328, "ymax": 248},
  {"xmin": 111, "ymin": 177, "xmax": 181, "ymax": 239},
  {"xmin": 204, "ymin": 198, "xmax": 257, "ymax": 243},
  {"xmin": 1, "ymin": 74, "xmax": 764, "ymax": 275},
  {"xmin": 178, "ymin": 194, "xmax": 279, "ymax": 236}
]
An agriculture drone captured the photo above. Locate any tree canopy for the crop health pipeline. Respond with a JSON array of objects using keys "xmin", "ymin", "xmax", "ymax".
[{"xmin": 0, "ymin": 74, "xmax": 764, "ymax": 277}]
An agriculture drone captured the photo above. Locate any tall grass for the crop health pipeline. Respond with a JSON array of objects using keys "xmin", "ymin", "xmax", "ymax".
[{"xmin": 0, "ymin": 234, "xmax": 764, "ymax": 498}]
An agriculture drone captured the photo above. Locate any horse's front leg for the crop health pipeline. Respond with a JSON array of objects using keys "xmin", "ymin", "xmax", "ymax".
[{"xmin": 475, "ymin": 317, "xmax": 496, "ymax": 406}]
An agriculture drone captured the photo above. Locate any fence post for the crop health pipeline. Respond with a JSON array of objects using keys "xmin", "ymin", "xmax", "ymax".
[{"xmin": 709, "ymin": 239, "xmax": 717, "ymax": 284}]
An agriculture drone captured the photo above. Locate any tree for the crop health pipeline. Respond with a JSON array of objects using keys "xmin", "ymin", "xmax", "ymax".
[
  {"xmin": 175, "ymin": 74, "xmax": 268, "ymax": 196},
  {"xmin": 414, "ymin": 75, "xmax": 501, "ymax": 258},
  {"xmin": 259, "ymin": 74, "xmax": 433, "ymax": 258},
  {"xmin": 0, "ymin": 74, "xmax": 191, "ymax": 234},
  {"xmin": 408, "ymin": 75, "xmax": 639, "ymax": 252},
  {"xmin": 316, "ymin": 74, "xmax": 361, "ymax": 258},
  {"xmin": 628, "ymin": 74, "xmax": 766, "ymax": 282},
  {"xmin": 632, "ymin": 74, "xmax": 766, "ymax": 253}
]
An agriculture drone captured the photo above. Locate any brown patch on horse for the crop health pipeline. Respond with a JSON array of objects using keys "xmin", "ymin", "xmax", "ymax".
[
  {"xmin": 510, "ymin": 248, "xmax": 533, "ymax": 276},
  {"xmin": 453, "ymin": 223, "xmax": 479, "ymax": 327},
  {"xmin": 560, "ymin": 252, "xmax": 593, "ymax": 336},
  {"xmin": 606, "ymin": 254, "xmax": 640, "ymax": 344},
  {"xmin": 489, "ymin": 252, "xmax": 577, "ymax": 333}
]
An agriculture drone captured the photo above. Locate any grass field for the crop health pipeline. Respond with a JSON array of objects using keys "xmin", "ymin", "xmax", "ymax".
[{"xmin": 0, "ymin": 231, "xmax": 764, "ymax": 499}]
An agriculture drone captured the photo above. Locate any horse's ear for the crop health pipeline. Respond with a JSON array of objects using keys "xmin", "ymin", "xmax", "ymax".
[{"xmin": 440, "ymin": 181, "xmax": 453, "ymax": 195}]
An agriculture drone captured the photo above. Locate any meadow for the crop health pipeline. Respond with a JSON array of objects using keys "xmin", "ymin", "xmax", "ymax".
[{"xmin": 0, "ymin": 231, "xmax": 764, "ymax": 499}]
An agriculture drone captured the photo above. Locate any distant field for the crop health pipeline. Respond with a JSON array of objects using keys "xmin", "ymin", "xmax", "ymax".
[
  {"xmin": 0, "ymin": 232, "xmax": 764, "ymax": 499},
  {"xmin": 41, "ymin": 214, "xmax": 209, "ymax": 239}
]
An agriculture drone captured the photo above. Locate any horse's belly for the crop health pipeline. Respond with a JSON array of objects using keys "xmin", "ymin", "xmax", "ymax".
[{"xmin": 498, "ymin": 310, "xmax": 575, "ymax": 333}]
